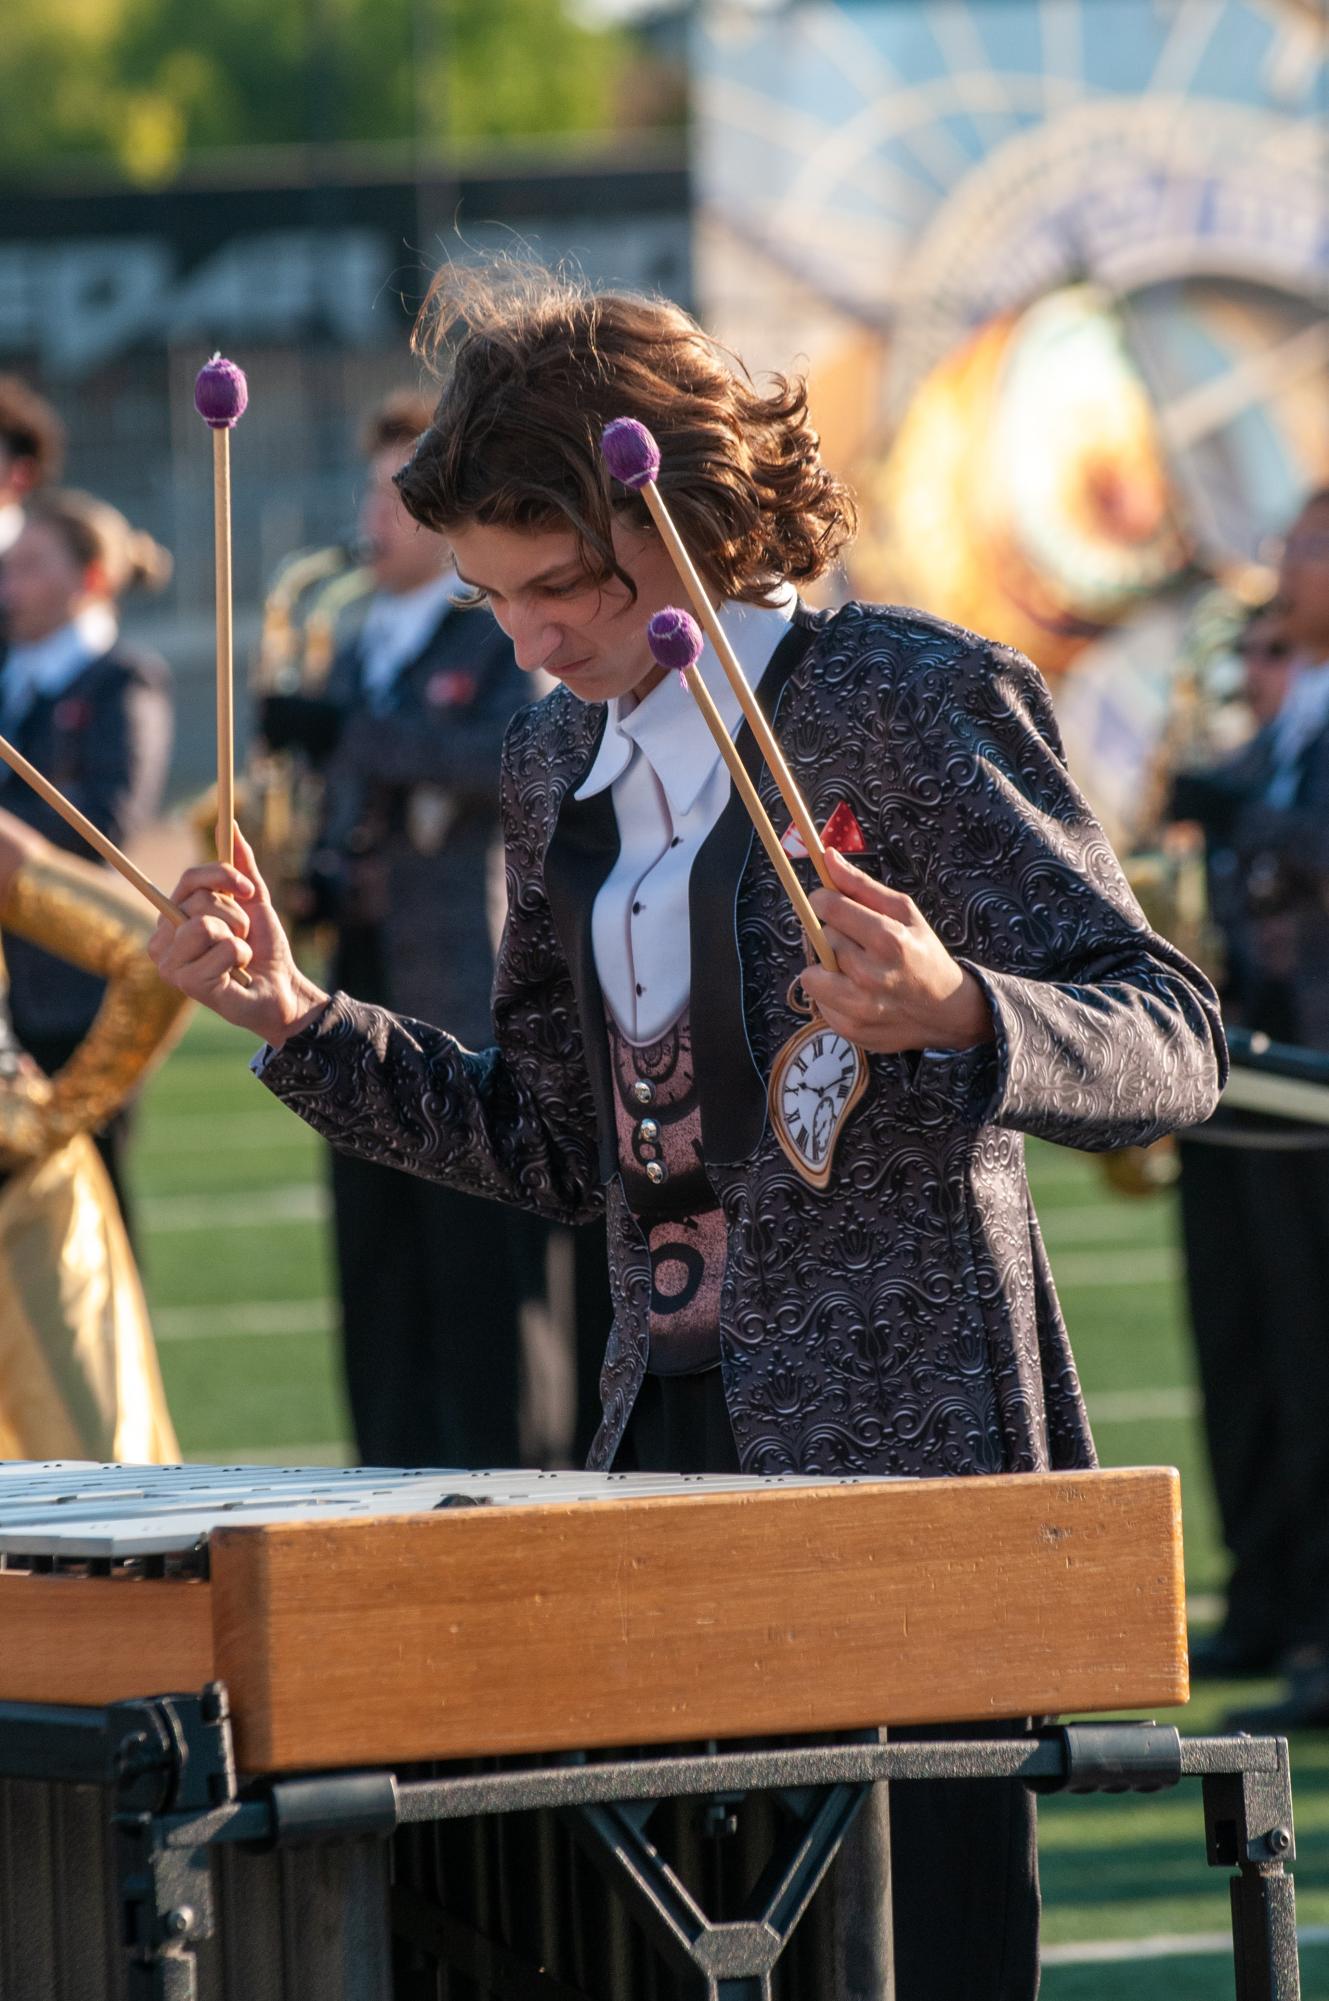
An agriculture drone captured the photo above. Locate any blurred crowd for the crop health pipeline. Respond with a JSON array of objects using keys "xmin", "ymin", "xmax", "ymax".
[{"xmin": 2, "ymin": 362, "xmax": 1329, "ymax": 1734}]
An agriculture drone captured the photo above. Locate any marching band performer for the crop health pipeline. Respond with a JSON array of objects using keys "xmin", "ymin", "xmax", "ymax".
[
  {"xmin": 0, "ymin": 488, "xmax": 173, "ymax": 1234},
  {"xmin": 0, "ymin": 808, "xmax": 185, "ymax": 1461},
  {"xmin": 148, "ymin": 276, "xmax": 1225, "ymax": 1998},
  {"xmin": 255, "ymin": 391, "xmax": 596, "ymax": 1470}
]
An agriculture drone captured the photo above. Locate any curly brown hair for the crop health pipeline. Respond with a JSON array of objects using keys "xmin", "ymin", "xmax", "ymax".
[
  {"xmin": 0, "ymin": 376, "xmax": 64, "ymax": 487},
  {"xmin": 358, "ymin": 388, "xmax": 435, "ymax": 463},
  {"xmin": 395, "ymin": 267, "xmax": 856, "ymax": 606}
]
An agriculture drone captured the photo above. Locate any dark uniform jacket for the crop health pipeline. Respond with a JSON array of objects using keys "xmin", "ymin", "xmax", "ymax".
[
  {"xmin": 259, "ymin": 603, "xmax": 1226, "ymax": 1478},
  {"xmin": 1172, "ymin": 707, "xmax": 1329, "ymax": 1051},
  {"xmin": 0, "ymin": 645, "xmax": 171, "ymax": 1046},
  {"xmin": 285, "ymin": 599, "xmax": 528, "ymax": 1046}
]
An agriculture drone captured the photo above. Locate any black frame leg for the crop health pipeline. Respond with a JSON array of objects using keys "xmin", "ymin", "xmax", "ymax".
[
  {"xmin": 1201, "ymin": 1740, "xmax": 1300, "ymax": 2001},
  {"xmin": 564, "ymin": 1782, "xmax": 871, "ymax": 2000}
]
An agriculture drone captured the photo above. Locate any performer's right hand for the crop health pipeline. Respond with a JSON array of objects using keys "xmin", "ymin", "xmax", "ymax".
[{"xmin": 147, "ymin": 829, "xmax": 330, "ymax": 1046}]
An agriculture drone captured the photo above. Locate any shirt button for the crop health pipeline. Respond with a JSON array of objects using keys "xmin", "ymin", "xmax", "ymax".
[
  {"xmin": 645, "ymin": 1160, "xmax": 667, "ymax": 1185},
  {"xmin": 632, "ymin": 901, "xmax": 642, "ymax": 914},
  {"xmin": 632, "ymin": 1080, "xmax": 654, "ymax": 1106},
  {"xmin": 670, "ymin": 836, "xmax": 681, "ymax": 848},
  {"xmin": 639, "ymin": 1118, "xmax": 660, "ymax": 1143},
  {"xmin": 636, "ymin": 983, "xmax": 644, "ymax": 996}
]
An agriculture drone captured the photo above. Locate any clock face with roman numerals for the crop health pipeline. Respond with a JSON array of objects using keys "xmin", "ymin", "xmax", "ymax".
[{"xmin": 769, "ymin": 1019, "xmax": 869, "ymax": 1188}]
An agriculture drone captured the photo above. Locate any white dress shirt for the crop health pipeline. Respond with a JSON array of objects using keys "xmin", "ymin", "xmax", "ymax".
[
  {"xmin": 0, "ymin": 504, "xmax": 23, "ymax": 558},
  {"xmin": 0, "ymin": 607, "xmax": 118, "ymax": 734},
  {"xmin": 575, "ymin": 587, "xmax": 797, "ymax": 1045},
  {"xmin": 358, "ymin": 570, "xmax": 460, "ymax": 710},
  {"xmin": 1266, "ymin": 655, "xmax": 1329, "ymax": 808}
]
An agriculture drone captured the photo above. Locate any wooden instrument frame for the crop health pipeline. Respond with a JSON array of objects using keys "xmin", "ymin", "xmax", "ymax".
[{"xmin": 0, "ymin": 1468, "xmax": 1187, "ymax": 1773}]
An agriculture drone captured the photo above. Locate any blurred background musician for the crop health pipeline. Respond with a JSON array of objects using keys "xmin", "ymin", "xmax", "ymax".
[
  {"xmin": 0, "ymin": 808, "xmax": 185, "ymax": 1461},
  {"xmin": 0, "ymin": 489, "xmax": 173, "ymax": 1237},
  {"xmin": 0, "ymin": 377, "xmax": 65, "ymax": 641},
  {"xmin": 257, "ymin": 392, "xmax": 558, "ymax": 1468},
  {"xmin": 1169, "ymin": 491, "xmax": 1329, "ymax": 1717}
]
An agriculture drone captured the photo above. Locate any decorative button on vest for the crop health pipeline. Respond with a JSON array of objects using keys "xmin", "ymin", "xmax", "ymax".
[{"xmin": 609, "ymin": 1011, "xmax": 723, "ymax": 1377}]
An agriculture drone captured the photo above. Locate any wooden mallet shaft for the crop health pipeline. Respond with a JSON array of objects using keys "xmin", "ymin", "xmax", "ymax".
[
  {"xmin": 0, "ymin": 734, "xmax": 252, "ymax": 987},
  {"xmin": 646, "ymin": 611, "xmax": 837, "ymax": 974},
  {"xmin": 212, "ymin": 424, "xmax": 235, "ymax": 866},
  {"xmin": 194, "ymin": 355, "xmax": 249, "ymax": 870}
]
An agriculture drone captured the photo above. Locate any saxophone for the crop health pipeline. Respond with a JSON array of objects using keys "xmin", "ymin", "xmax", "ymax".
[{"xmin": 188, "ymin": 546, "xmax": 373, "ymax": 929}]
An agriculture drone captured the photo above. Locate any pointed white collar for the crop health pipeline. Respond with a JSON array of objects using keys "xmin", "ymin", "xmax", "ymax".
[{"xmin": 574, "ymin": 586, "xmax": 796, "ymax": 816}]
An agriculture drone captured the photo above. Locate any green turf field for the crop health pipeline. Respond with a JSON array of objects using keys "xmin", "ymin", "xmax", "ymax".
[{"xmin": 133, "ymin": 1006, "xmax": 1329, "ymax": 1996}]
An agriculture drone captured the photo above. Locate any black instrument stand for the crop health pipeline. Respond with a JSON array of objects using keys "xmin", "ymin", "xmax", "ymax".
[{"xmin": 0, "ymin": 1686, "xmax": 1300, "ymax": 2001}]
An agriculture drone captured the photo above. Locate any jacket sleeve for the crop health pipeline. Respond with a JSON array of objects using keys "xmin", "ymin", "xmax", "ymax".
[
  {"xmin": 886, "ymin": 639, "xmax": 1227, "ymax": 1148},
  {"xmin": 255, "ymin": 710, "xmax": 605, "ymax": 1225}
]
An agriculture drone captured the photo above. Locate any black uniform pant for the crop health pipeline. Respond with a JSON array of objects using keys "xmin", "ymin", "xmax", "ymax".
[
  {"xmin": 618, "ymin": 1370, "xmax": 1042, "ymax": 2001},
  {"xmin": 1179, "ymin": 1137, "xmax": 1329, "ymax": 1654},
  {"xmin": 331, "ymin": 1149, "xmax": 541, "ymax": 1468}
]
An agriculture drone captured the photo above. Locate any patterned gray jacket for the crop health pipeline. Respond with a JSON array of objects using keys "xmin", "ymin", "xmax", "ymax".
[{"xmin": 259, "ymin": 603, "xmax": 1226, "ymax": 1477}]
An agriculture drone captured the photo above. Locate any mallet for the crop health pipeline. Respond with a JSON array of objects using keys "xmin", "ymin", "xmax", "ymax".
[
  {"xmin": 195, "ymin": 354, "xmax": 249, "ymax": 870},
  {"xmin": 0, "ymin": 732, "xmax": 252, "ymax": 986},
  {"xmin": 647, "ymin": 610, "xmax": 836, "ymax": 973},
  {"xmin": 602, "ymin": 418, "xmax": 834, "ymax": 891}
]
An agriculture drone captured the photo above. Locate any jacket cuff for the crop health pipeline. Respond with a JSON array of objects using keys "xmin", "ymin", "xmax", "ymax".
[{"xmin": 250, "ymin": 989, "xmax": 359, "ymax": 1093}]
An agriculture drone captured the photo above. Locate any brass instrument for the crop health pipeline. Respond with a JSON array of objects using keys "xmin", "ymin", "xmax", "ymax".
[
  {"xmin": 189, "ymin": 545, "xmax": 374, "ymax": 928},
  {"xmin": 249, "ymin": 554, "xmax": 372, "ymax": 921}
]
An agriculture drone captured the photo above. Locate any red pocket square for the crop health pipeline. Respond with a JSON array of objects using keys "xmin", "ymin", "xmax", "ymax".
[
  {"xmin": 781, "ymin": 802, "xmax": 867, "ymax": 858},
  {"xmin": 426, "ymin": 669, "xmax": 478, "ymax": 709}
]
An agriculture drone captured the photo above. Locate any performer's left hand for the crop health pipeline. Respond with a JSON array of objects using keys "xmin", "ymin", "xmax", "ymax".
[{"xmin": 804, "ymin": 850, "xmax": 995, "ymax": 1054}]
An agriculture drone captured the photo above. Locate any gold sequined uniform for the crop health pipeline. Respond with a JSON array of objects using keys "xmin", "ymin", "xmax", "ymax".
[{"xmin": 0, "ymin": 851, "xmax": 188, "ymax": 1461}]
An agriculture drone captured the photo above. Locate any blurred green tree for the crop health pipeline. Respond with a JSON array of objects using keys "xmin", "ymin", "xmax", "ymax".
[{"xmin": 3, "ymin": 0, "xmax": 669, "ymax": 187}]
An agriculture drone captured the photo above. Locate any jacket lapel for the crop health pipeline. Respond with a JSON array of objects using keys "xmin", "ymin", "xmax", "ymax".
[
  {"xmin": 541, "ymin": 708, "xmax": 621, "ymax": 1183},
  {"xmin": 690, "ymin": 612, "xmax": 823, "ymax": 1166},
  {"xmin": 542, "ymin": 609, "xmax": 823, "ymax": 1185}
]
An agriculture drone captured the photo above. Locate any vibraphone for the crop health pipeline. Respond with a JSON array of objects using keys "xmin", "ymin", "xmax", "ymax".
[{"xmin": 0, "ymin": 1461, "xmax": 1300, "ymax": 1999}]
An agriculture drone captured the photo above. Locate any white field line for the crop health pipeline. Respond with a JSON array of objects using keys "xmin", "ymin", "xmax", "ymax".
[
  {"xmin": 1084, "ymin": 1386, "xmax": 1199, "ymax": 1422},
  {"xmin": 154, "ymin": 1300, "xmax": 334, "ymax": 1341},
  {"xmin": 140, "ymin": 1184, "xmax": 1174, "ymax": 1285},
  {"xmin": 182, "ymin": 1442, "xmax": 352, "ymax": 1467},
  {"xmin": 1043, "ymin": 1926, "xmax": 1329, "ymax": 1965},
  {"xmin": 1050, "ymin": 1246, "xmax": 1180, "ymax": 1288},
  {"xmin": 140, "ymin": 1114, "xmax": 316, "ymax": 1151},
  {"xmin": 141, "ymin": 1185, "xmax": 326, "ymax": 1232},
  {"xmin": 1038, "ymin": 1203, "xmax": 1173, "ymax": 1245}
]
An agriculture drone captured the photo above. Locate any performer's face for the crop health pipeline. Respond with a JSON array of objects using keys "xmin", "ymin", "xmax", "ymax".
[
  {"xmin": 1237, "ymin": 612, "xmax": 1295, "ymax": 728},
  {"xmin": 446, "ymin": 516, "xmax": 684, "ymax": 703},
  {"xmin": 1279, "ymin": 499, "xmax": 1329, "ymax": 657},
  {"xmin": 360, "ymin": 447, "xmax": 451, "ymax": 596},
  {"xmin": 0, "ymin": 520, "xmax": 90, "ymax": 644}
]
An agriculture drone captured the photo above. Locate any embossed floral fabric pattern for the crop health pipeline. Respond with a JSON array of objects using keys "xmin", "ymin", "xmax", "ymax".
[{"xmin": 260, "ymin": 604, "xmax": 1226, "ymax": 1478}]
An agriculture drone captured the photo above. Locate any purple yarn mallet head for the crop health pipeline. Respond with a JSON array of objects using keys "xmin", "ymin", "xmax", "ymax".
[
  {"xmin": 601, "ymin": 418, "xmax": 660, "ymax": 491},
  {"xmin": 647, "ymin": 608, "xmax": 703, "ymax": 688},
  {"xmin": 194, "ymin": 354, "xmax": 249, "ymax": 430}
]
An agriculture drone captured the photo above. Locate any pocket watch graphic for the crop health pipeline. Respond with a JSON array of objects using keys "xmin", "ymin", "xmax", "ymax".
[{"xmin": 769, "ymin": 978, "xmax": 868, "ymax": 1188}]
